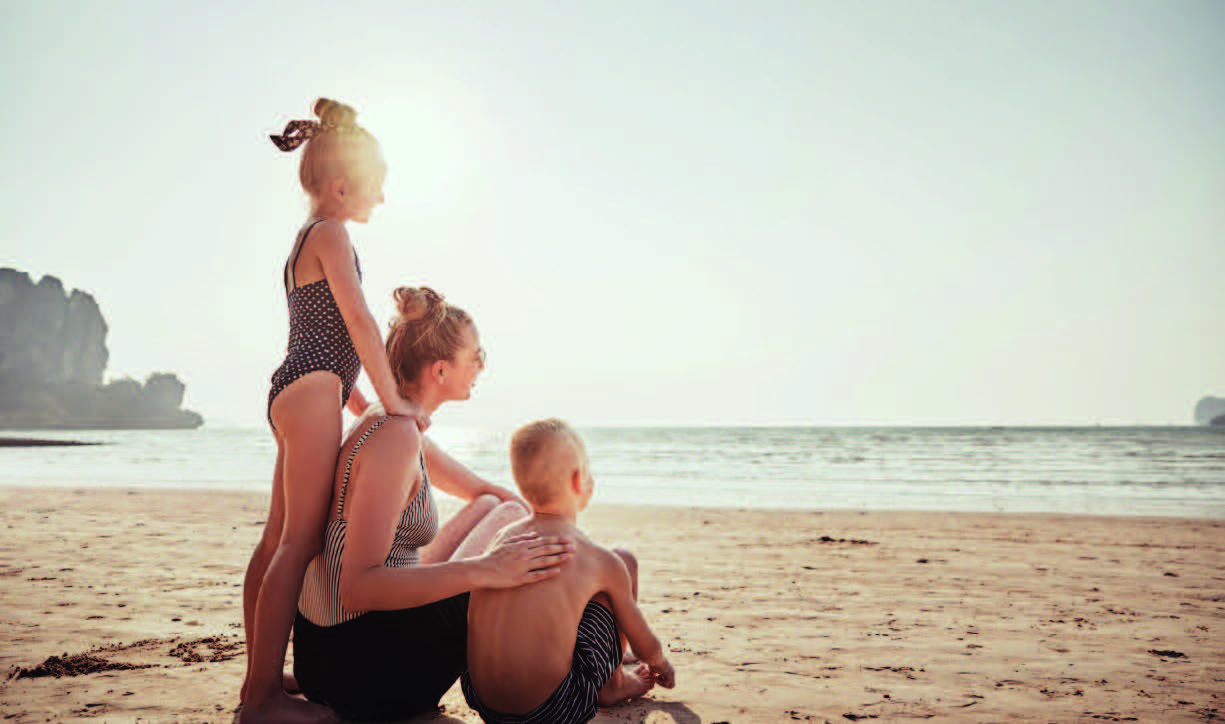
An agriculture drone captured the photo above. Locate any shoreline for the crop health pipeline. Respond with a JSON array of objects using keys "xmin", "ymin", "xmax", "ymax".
[
  {"xmin": 0, "ymin": 439, "xmax": 107, "ymax": 448},
  {"xmin": 2, "ymin": 483, "xmax": 1223, "ymax": 522},
  {"xmin": 2, "ymin": 487, "xmax": 1223, "ymax": 722}
]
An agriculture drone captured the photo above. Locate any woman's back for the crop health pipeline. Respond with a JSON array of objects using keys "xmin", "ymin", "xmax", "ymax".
[{"xmin": 299, "ymin": 414, "xmax": 438, "ymax": 626}]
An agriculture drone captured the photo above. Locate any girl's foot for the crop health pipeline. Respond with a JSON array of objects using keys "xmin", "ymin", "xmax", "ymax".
[
  {"xmin": 237, "ymin": 691, "xmax": 338, "ymax": 724},
  {"xmin": 597, "ymin": 663, "xmax": 655, "ymax": 706}
]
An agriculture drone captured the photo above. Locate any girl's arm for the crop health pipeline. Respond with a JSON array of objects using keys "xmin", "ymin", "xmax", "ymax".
[
  {"xmin": 423, "ymin": 437, "xmax": 525, "ymax": 506},
  {"xmin": 312, "ymin": 221, "xmax": 420, "ymax": 420},
  {"xmin": 339, "ymin": 419, "xmax": 570, "ymax": 611}
]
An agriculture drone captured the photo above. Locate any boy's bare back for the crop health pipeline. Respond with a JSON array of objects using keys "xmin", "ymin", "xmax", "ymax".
[
  {"xmin": 463, "ymin": 418, "xmax": 674, "ymax": 720},
  {"xmin": 466, "ymin": 515, "xmax": 630, "ymax": 714}
]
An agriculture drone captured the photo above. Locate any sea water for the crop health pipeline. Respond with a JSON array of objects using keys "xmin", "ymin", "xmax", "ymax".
[{"xmin": 1, "ymin": 425, "xmax": 1222, "ymax": 518}]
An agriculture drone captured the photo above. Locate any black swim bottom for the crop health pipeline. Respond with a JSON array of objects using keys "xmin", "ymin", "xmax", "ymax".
[
  {"xmin": 460, "ymin": 600, "xmax": 622, "ymax": 724},
  {"xmin": 293, "ymin": 593, "xmax": 469, "ymax": 722}
]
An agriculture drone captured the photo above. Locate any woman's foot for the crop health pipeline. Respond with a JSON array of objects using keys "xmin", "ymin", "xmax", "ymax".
[
  {"xmin": 597, "ymin": 663, "xmax": 655, "ymax": 706},
  {"xmin": 236, "ymin": 690, "xmax": 338, "ymax": 724}
]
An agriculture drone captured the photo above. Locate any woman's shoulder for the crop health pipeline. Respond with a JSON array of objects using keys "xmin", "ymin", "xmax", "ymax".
[{"xmin": 345, "ymin": 412, "xmax": 422, "ymax": 467}]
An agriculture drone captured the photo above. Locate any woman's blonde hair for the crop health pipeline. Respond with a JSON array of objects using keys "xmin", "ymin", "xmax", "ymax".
[{"xmin": 386, "ymin": 287, "xmax": 474, "ymax": 390}]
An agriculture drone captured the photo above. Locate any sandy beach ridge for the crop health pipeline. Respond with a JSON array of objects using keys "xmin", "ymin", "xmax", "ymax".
[{"xmin": 2, "ymin": 487, "xmax": 1222, "ymax": 723}]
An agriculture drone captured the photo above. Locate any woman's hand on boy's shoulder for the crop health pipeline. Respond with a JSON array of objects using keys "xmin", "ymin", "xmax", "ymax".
[{"xmin": 476, "ymin": 533, "xmax": 576, "ymax": 589}]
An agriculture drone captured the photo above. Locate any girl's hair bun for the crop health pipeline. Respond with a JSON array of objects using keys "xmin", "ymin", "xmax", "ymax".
[
  {"xmin": 313, "ymin": 98, "xmax": 358, "ymax": 129},
  {"xmin": 393, "ymin": 286, "xmax": 447, "ymax": 325}
]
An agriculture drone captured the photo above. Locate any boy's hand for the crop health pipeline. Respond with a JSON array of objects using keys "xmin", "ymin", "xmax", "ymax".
[
  {"xmin": 384, "ymin": 396, "xmax": 430, "ymax": 432},
  {"xmin": 647, "ymin": 656, "xmax": 675, "ymax": 688}
]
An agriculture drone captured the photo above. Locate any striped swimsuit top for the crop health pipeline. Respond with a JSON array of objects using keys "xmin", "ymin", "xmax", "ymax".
[{"xmin": 299, "ymin": 416, "xmax": 440, "ymax": 626}]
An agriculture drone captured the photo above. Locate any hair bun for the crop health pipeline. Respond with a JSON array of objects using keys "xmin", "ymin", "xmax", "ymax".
[
  {"xmin": 393, "ymin": 286, "xmax": 447, "ymax": 325},
  {"xmin": 313, "ymin": 98, "xmax": 358, "ymax": 129}
]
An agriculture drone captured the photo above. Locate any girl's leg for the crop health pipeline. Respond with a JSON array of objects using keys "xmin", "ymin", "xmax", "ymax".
[
  {"xmin": 418, "ymin": 495, "xmax": 528, "ymax": 564},
  {"xmin": 240, "ymin": 431, "xmax": 288, "ymax": 702},
  {"xmin": 240, "ymin": 374, "xmax": 344, "ymax": 724}
]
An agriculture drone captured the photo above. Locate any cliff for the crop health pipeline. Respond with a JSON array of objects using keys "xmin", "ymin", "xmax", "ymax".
[
  {"xmin": 1194, "ymin": 396, "xmax": 1225, "ymax": 426},
  {"xmin": 0, "ymin": 268, "xmax": 203, "ymax": 429}
]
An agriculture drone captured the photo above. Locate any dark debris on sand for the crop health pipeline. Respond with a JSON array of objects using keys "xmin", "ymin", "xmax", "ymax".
[
  {"xmin": 9, "ymin": 653, "xmax": 152, "ymax": 680},
  {"xmin": 169, "ymin": 635, "xmax": 243, "ymax": 663},
  {"xmin": 810, "ymin": 536, "xmax": 877, "ymax": 546}
]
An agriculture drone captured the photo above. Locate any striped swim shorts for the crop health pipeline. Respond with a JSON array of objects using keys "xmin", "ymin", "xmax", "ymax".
[{"xmin": 461, "ymin": 600, "xmax": 622, "ymax": 724}]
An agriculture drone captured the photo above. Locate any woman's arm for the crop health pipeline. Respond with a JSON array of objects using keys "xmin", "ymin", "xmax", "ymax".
[
  {"xmin": 340, "ymin": 420, "xmax": 568, "ymax": 611},
  {"xmin": 423, "ymin": 437, "xmax": 524, "ymax": 506},
  {"xmin": 312, "ymin": 221, "xmax": 420, "ymax": 421}
]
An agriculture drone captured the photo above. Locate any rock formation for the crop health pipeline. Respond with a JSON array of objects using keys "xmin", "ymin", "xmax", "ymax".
[
  {"xmin": 0, "ymin": 268, "xmax": 202, "ymax": 429},
  {"xmin": 1194, "ymin": 396, "xmax": 1225, "ymax": 426}
]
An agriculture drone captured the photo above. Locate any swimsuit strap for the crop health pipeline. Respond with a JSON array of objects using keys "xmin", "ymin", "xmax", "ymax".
[
  {"xmin": 284, "ymin": 218, "xmax": 329, "ymax": 294},
  {"xmin": 335, "ymin": 416, "xmax": 390, "ymax": 519}
]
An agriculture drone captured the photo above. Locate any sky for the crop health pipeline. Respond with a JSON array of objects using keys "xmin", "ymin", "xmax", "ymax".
[{"xmin": 1, "ymin": 1, "xmax": 1222, "ymax": 428}]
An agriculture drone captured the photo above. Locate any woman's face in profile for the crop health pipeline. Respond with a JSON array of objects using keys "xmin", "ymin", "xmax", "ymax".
[{"xmin": 446, "ymin": 324, "xmax": 485, "ymax": 401}]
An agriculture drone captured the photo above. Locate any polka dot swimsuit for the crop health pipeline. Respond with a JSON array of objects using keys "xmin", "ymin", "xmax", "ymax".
[{"xmin": 267, "ymin": 220, "xmax": 362, "ymax": 428}]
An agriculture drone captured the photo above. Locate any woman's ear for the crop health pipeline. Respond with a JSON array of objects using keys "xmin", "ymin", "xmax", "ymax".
[{"xmin": 431, "ymin": 359, "xmax": 448, "ymax": 383}]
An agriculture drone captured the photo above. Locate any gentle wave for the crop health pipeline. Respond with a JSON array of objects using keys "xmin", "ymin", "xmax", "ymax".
[{"xmin": 1, "ymin": 425, "xmax": 1222, "ymax": 517}]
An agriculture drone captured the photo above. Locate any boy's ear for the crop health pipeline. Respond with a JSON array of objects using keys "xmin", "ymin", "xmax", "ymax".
[{"xmin": 569, "ymin": 467, "xmax": 584, "ymax": 496}]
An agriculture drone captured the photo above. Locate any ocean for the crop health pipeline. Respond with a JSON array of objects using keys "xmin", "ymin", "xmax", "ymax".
[{"xmin": 1, "ymin": 425, "xmax": 1223, "ymax": 518}]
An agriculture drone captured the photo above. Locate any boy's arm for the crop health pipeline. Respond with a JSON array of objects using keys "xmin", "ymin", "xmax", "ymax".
[{"xmin": 599, "ymin": 550, "xmax": 676, "ymax": 688}]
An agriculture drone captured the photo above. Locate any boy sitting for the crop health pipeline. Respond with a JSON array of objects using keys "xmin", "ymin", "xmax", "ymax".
[{"xmin": 461, "ymin": 418, "xmax": 676, "ymax": 724}]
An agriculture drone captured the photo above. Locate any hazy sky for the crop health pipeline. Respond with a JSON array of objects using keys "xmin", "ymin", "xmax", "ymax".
[{"xmin": 2, "ymin": 1, "xmax": 1222, "ymax": 427}]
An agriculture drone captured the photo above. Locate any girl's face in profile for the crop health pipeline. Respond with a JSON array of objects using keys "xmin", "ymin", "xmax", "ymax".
[{"xmin": 342, "ymin": 153, "xmax": 387, "ymax": 223}]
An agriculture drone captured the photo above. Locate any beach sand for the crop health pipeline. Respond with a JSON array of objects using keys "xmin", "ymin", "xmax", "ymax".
[{"xmin": 1, "ymin": 487, "xmax": 1222, "ymax": 723}]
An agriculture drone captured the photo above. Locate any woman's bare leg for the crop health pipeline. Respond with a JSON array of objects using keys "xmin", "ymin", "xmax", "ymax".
[
  {"xmin": 419, "ymin": 495, "xmax": 529, "ymax": 564},
  {"xmin": 450, "ymin": 501, "xmax": 531, "ymax": 561},
  {"xmin": 239, "ymin": 432, "xmax": 288, "ymax": 702},
  {"xmin": 239, "ymin": 374, "xmax": 344, "ymax": 724}
]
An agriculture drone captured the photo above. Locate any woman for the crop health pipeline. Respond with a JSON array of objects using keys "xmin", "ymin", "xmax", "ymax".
[{"xmin": 292, "ymin": 286, "xmax": 575, "ymax": 722}]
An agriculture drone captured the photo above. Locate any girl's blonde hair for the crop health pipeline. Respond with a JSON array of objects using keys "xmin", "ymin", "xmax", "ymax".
[
  {"xmin": 297, "ymin": 98, "xmax": 380, "ymax": 198},
  {"xmin": 386, "ymin": 287, "xmax": 474, "ymax": 390}
]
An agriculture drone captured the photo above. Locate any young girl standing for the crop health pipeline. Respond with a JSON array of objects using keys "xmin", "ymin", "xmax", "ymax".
[{"xmin": 240, "ymin": 98, "xmax": 421, "ymax": 724}]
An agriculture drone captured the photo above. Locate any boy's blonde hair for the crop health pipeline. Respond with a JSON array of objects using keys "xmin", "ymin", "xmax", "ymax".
[{"xmin": 509, "ymin": 419, "xmax": 585, "ymax": 507}]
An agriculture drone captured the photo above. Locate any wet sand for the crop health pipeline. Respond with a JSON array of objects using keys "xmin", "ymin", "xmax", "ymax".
[{"xmin": 1, "ymin": 487, "xmax": 1223, "ymax": 723}]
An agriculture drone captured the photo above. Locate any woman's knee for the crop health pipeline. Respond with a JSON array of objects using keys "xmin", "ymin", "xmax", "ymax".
[{"xmin": 488, "ymin": 499, "xmax": 529, "ymax": 524}]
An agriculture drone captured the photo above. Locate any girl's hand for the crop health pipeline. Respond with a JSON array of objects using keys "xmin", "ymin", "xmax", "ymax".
[
  {"xmin": 385, "ymin": 396, "xmax": 430, "ymax": 432},
  {"xmin": 478, "ymin": 533, "xmax": 574, "ymax": 588}
]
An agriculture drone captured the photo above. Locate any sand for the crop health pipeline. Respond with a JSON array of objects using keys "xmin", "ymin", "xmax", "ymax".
[{"xmin": 1, "ymin": 487, "xmax": 1222, "ymax": 723}]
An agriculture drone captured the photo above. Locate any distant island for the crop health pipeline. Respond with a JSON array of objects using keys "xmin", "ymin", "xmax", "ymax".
[
  {"xmin": 0, "ymin": 268, "xmax": 203, "ymax": 430},
  {"xmin": 1194, "ymin": 396, "xmax": 1225, "ymax": 426}
]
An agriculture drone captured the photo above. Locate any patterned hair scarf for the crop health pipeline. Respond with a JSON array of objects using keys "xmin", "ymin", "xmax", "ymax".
[{"xmin": 270, "ymin": 119, "xmax": 356, "ymax": 151}]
